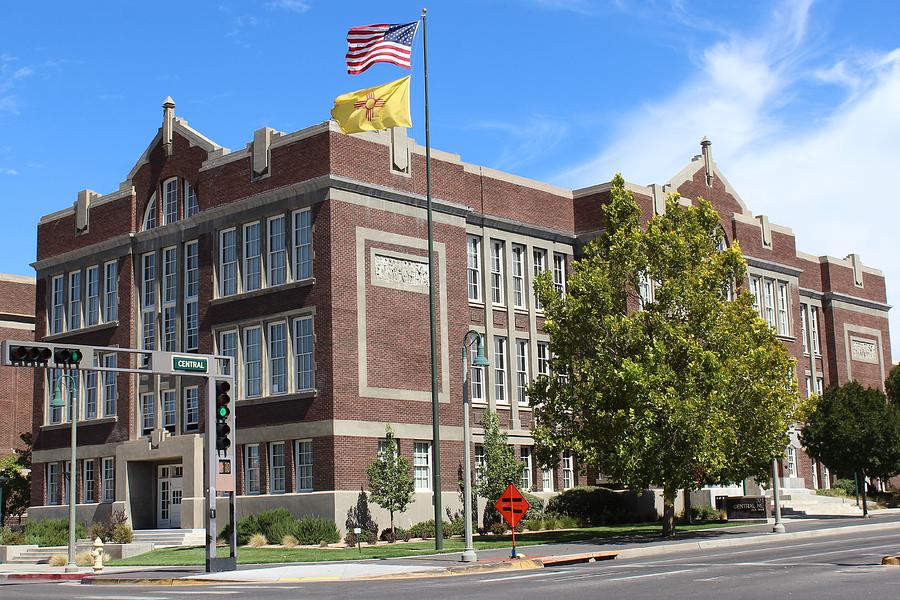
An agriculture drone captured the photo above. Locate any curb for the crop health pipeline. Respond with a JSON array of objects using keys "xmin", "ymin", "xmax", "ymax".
[
  {"xmin": 83, "ymin": 576, "xmax": 246, "ymax": 586},
  {"xmin": 882, "ymin": 556, "xmax": 900, "ymax": 566},
  {"xmin": 0, "ymin": 573, "xmax": 93, "ymax": 582}
]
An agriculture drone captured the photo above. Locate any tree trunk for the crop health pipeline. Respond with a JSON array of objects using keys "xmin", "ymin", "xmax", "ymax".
[
  {"xmin": 390, "ymin": 510, "xmax": 395, "ymax": 542},
  {"xmin": 661, "ymin": 486, "xmax": 677, "ymax": 537},
  {"xmin": 683, "ymin": 488, "xmax": 693, "ymax": 524},
  {"xmin": 861, "ymin": 477, "xmax": 869, "ymax": 517}
]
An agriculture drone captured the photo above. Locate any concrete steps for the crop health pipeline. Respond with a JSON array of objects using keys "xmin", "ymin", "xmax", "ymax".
[
  {"xmin": 4, "ymin": 546, "xmax": 67, "ymax": 564},
  {"xmin": 132, "ymin": 529, "xmax": 205, "ymax": 548},
  {"xmin": 770, "ymin": 488, "xmax": 863, "ymax": 517}
]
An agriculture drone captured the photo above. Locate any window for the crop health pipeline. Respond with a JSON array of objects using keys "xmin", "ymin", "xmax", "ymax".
[
  {"xmin": 763, "ymin": 280, "xmax": 776, "ymax": 328},
  {"xmin": 269, "ymin": 322, "xmax": 287, "ymax": 394},
  {"xmin": 293, "ymin": 209, "xmax": 313, "ymax": 280},
  {"xmin": 183, "ymin": 387, "xmax": 199, "ymax": 432},
  {"xmin": 800, "ymin": 304, "xmax": 809, "ymax": 354},
  {"xmin": 141, "ymin": 253, "xmax": 156, "ymax": 350},
  {"xmin": 244, "ymin": 445, "xmax": 261, "ymax": 495},
  {"xmin": 50, "ymin": 275, "xmax": 64, "ymax": 334},
  {"xmin": 243, "ymin": 327, "xmax": 262, "ymax": 398},
  {"xmin": 533, "ymin": 249, "xmax": 547, "ymax": 310},
  {"xmin": 296, "ymin": 440, "xmax": 313, "ymax": 492},
  {"xmin": 511, "ymin": 245, "xmax": 526, "ymax": 309},
  {"xmin": 777, "ymin": 281, "xmax": 790, "ymax": 336},
  {"xmin": 141, "ymin": 393, "xmax": 155, "ymax": 435},
  {"xmin": 562, "ymin": 452, "xmax": 574, "ymax": 489},
  {"xmin": 184, "ymin": 241, "xmax": 199, "ymax": 350},
  {"xmin": 515, "ymin": 340, "xmax": 529, "ymax": 406},
  {"xmin": 83, "ymin": 459, "xmax": 95, "ymax": 503},
  {"xmin": 104, "ymin": 260, "xmax": 118, "ymax": 322},
  {"xmin": 63, "ymin": 461, "xmax": 71, "ymax": 505},
  {"xmin": 47, "ymin": 369, "xmax": 68, "ymax": 424},
  {"xmin": 470, "ymin": 361, "xmax": 484, "ymax": 402},
  {"xmin": 474, "ymin": 445, "xmax": 485, "ymax": 484},
  {"xmin": 542, "ymin": 465, "xmax": 554, "ymax": 492},
  {"xmin": 490, "ymin": 240, "xmax": 504, "ymax": 305},
  {"xmin": 219, "ymin": 331, "xmax": 237, "ymax": 378},
  {"xmin": 220, "ymin": 229, "xmax": 237, "ymax": 297},
  {"xmin": 243, "ymin": 222, "xmax": 262, "ymax": 292},
  {"xmin": 102, "ymin": 458, "xmax": 115, "ymax": 502},
  {"xmin": 536, "ymin": 342, "xmax": 550, "ymax": 377},
  {"xmin": 85, "ymin": 266, "xmax": 99, "ymax": 327},
  {"xmin": 162, "ymin": 247, "xmax": 177, "ymax": 351},
  {"xmin": 467, "ymin": 236, "xmax": 481, "ymax": 302},
  {"xmin": 269, "ymin": 442, "xmax": 286, "ymax": 494},
  {"xmin": 185, "ymin": 181, "xmax": 199, "ymax": 217},
  {"xmin": 553, "ymin": 253, "xmax": 566, "ymax": 295},
  {"xmin": 494, "ymin": 337, "xmax": 507, "ymax": 403},
  {"xmin": 638, "ymin": 272, "xmax": 653, "ymax": 309},
  {"xmin": 162, "ymin": 390, "xmax": 176, "ymax": 432},
  {"xmin": 750, "ymin": 276, "xmax": 762, "ymax": 314},
  {"xmin": 294, "ymin": 316, "xmax": 314, "ymax": 392},
  {"xmin": 816, "ymin": 376, "xmax": 824, "ymax": 395},
  {"xmin": 47, "ymin": 463, "xmax": 60, "ymax": 505},
  {"xmin": 414, "ymin": 442, "xmax": 432, "ymax": 491},
  {"xmin": 786, "ymin": 446, "xmax": 797, "ymax": 478},
  {"xmin": 143, "ymin": 194, "xmax": 157, "ymax": 230},
  {"xmin": 520, "ymin": 447, "xmax": 533, "ymax": 491},
  {"xmin": 810, "ymin": 306, "xmax": 820, "ymax": 355},
  {"xmin": 805, "ymin": 375, "xmax": 814, "ymax": 399},
  {"xmin": 102, "ymin": 354, "xmax": 117, "ymax": 416},
  {"xmin": 68, "ymin": 271, "xmax": 82, "ymax": 330},
  {"xmin": 163, "ymin": 178, "xmax": 178, "ymax": 224},
  {"xmin": 268, "ymin": 215, "xmax": 287, "ymax": 286},
  {"xmin": 85, "ymin": 362, "xmax": 98, "ymax": 420}
]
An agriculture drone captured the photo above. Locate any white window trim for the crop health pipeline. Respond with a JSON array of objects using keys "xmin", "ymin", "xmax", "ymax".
[
  {"xmin": 103, "ymin": 260, "xmax": 118, "ymax": 323},
  {"xmin": 515, "ymin": 339, "xmax": 529, "ymax": 406},
  {"xmin": 102, "ymin": 354, "xmax": 117, "ymax": 417},
  {"xmin": 85, "ymin": 265, "xmax": 100, "ymax": 327},
  {"xmin": 219, "ymin": 228, "xmax": 238, "ymax": 297},
  {"xmin": 269, "ymin": 442, "xmax": 286, "ymax": 494},
  {"xmin": 244, "ymin": 444, "xmax": 261, "ymax": 495},
  {"xmin": 292, "ymin": 208, "xmax": 313, "ymax": 281},
  {"xmin": 183, "ymin": 386, "xmax": 199, "ymax": 432},
  {"xmin": 243, "ymin": 326, "xmax": 263, "ymax": 398},
  {"xmin": 511, "ymin": 244, "xmax": 526, "ymax": 310},
  {"xmin": 267, "ymin": 215, "xmax": 287, "ymax": 287},
  {"xmin": 161, "ymin": 246, "xmax": 178, "ymax": 352},
  {"xmin": 243, "ymin": 222, "xmax": 262, "ymax": 292},
  {"xmin": 490, "ymin": 239, "xmax": 505, "ymax": 306},
  {"xmin": 553, "ymin": 253, "xmax": 566, "ymax": 296},
  {"xmin": 294, "ymin": 315, "xmax": 315, "ymax": 393},
  {"xmin": 141, "ymin": 392, "xmax": 155, "ymax": 435},
  {"xmin": 184, "ymin": 240, "xmax": 199, "ymax": 351},
  {"xmin": 102, "ymin": 457, "xmax": 115, "ymax": 503},
  {"xmin": 83, "ymin": 459, "xmax": 95, "ymax": 503},
  {"xmin": 494, "ymin": 337, "xmax": 508, "ymax": 404},
  {"xmin": 142, "ymin": 193, "xmax": 158, "ymax": 231},
  {"xmin": 533, "ymin": 248, "xmax": 547, "ymax": 311},
  {"xmin": 467, "ymin": 235, "xmax": 482, "ymax": 303},
  {"xmin": 185, "ymin": 180, "xmax": 199, "ymax": 218},
  {"xmin": 68, "ymin": 270, "xmax": 82, "ymax": 331},
  {"xmin": 47, "ymin": 463, "xmax": 60, "ymax": 505},
  {"xmin": 562, "ymin": 452, "xmax": 574, "ymax": 490},
  {"xmin": 163, "ymin": 177, "xmax": 179, "ymax": 225},
  {"xmin": 414, "ymin": 441, "xmax": 432, "ymax": 491},
  {"xmin": 296, "ymin": 439, "xmax": 313, "ymax": 492},
  {"xmin": 50, "ymin": 274, "xmax": 65, "ymax": 335},
  {"xmin": 141, "ymin": 252, "xmax": 157, "ymax": 351},
  {"xmin": 520, "ymin": 447, "xmax": 533, "ymax": 492},
  {"xmin": 268, "ymin": 321, "xmax": 288, "ymax": 396}
]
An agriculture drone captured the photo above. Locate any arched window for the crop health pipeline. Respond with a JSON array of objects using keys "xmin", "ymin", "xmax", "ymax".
[{"xmin": 143, "ymin": 193, "xmax": 158, "ymax": 231}]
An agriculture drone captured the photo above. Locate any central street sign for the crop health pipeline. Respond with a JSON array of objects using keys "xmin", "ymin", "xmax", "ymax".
[
  {"xmin": 495, "ymin": 483, "xmax": 530, "ymax": 559},
  {"xmin": 172, "ymin": 355, "xmax": 209, "ymax": 373}
]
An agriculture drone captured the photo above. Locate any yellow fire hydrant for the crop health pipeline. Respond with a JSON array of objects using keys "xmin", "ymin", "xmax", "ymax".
[{"xmin": 90, "ymin": 537, "xmax": 105, "ymax": 574}]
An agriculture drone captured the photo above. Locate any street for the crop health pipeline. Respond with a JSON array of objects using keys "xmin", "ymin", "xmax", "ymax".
[{"xmin": 2, "ymin": 526, "xmax": 898, "ymax": 599}]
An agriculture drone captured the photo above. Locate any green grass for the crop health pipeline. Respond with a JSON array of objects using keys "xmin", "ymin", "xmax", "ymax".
[{"xmin": 110, "ymin": 521, "xmax": 744, "ymax": 566}]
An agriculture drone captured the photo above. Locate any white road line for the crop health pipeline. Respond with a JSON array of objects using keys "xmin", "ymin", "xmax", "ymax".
[
  {"xmin": 604, "ymin": 569, "xmax": 694, "ymax": 582},
  {"xmin": 481, "ymin": 570, "xmax": 576, "ymax": 583},
  {"xmin": 81, "ymin": 597, "xmax": 169, "ymax": 600},
  {"xmin": 695, "ymin": 576, "xmax": 725, "ymax": 581},
  {"xmin": 760, "ymin": 542, "xmax": 900, "ymax": 562},
  {"xmin": 168, "ymin": 591, "xmax": 241, "ymax": 595}
]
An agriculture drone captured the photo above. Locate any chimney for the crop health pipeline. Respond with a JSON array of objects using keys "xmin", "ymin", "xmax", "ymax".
[
  {"xmin": 701, "ymin": 137, "xmax": 713, "ymax": 187},
  {"xmin": 163, "ymin": 96, "xmax": 176, "ymax": 156}
]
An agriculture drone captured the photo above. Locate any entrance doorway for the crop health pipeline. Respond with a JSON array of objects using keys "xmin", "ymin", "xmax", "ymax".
[{"xmin": 157, "ymin": 464, "xmax": 183, "ymax": 528}]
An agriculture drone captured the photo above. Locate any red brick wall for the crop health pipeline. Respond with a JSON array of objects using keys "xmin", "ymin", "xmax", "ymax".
[{"xmin": 0, "ymin": 278, "xmax": 34, "ymax": 458}]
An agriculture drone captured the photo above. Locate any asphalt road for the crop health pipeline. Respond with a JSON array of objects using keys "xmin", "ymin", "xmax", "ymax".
[{"xmin": 3, "ymin": 526, "xmax": 899, "ymax": 599}]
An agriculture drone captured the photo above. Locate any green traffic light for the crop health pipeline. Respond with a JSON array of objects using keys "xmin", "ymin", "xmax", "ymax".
[{"xmin": 218, "ymin": 406, "xmax": 229, "ymax": 418}]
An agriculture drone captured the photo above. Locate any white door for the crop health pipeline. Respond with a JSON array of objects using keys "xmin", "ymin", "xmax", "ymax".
[
  {"xmin": 171, "ymin": 466, "xmax": 183, "ymax": 528},
  {"xmin": 157, "ymin": 464, "xmax": 184, "ymax": 529}
]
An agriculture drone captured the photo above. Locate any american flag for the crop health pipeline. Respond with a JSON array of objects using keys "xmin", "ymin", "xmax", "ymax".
[{"xmin": 345, "ymin": 21, "xmax": 419, "ymax": 75}]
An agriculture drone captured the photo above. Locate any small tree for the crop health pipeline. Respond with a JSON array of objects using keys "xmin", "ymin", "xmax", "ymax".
[
  {"xmin": 1, "ymin": 433, "xmax": 32, "ymax": 525},
  {"xmin": 366, "ymin": 425, "xmax": 414, "ymax": 540},
  {"xmin": 801, "ymin": 381, "xmax": 900, "ymax": 516},
  {"xmin": 474, "ymin": 410, "xmax": 522, "ymax": 526}
]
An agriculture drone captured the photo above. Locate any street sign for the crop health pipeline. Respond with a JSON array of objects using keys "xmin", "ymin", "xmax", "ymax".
[
  {"xmin": 172, "ymin": 355, "xmax": 208, "ymax": 373},
  {"xmin": 495, "ymin": 483, "xmax": 530, "ymax": 527}
]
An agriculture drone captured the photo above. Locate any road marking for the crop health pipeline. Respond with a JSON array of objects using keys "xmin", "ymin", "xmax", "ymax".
[
  {"xmin": 168, "ymin": 591, "xmax": 241, "ymax": 595},
  {"xmin": 81, "ymin": 597, "xmax": 169, "ymax": 600},
  {"xmin": 604, "ymin": 569, "xmax": 694, "ymax": 582},
  {"xmin": 482, "ymin": 570, "xmax": 575, "ymax": 582},
  {"xmin": 760, "ymin": 542, "xmax": 900, "ymax": 562},
  {"xmin": 695, "ymin": 576, "xmax": 725, "ymax": 581}
]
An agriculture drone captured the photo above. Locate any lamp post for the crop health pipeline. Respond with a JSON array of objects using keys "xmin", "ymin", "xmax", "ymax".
[
  {"xmin": 461, "ymin": 330, "xmax": 489, "ymax": 563},
  {"xmin": 49, "ymin": 372, "xmax": 79, "ymax": 572},
  {"xmin": 771, "ymin": 457, "xmax": 785, "ymax": 534}
]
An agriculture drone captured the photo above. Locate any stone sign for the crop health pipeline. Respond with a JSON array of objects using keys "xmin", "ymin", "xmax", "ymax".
[
  {"xmin": 724, "ymin": 496, "xmax": 768, "ymax": 520},
  {"xmin": 372, "ymin": 254, "xmax": 430, "ymax": 292},
  {"xmin": 850, "ymin": 338, "xmax": 878, "ymax": 364}
]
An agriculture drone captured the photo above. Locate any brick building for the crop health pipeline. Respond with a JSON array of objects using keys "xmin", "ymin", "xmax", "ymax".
[
  {"xmin": 23, "ymin": 100, "xmax": 891, "ymax": 531},
  {"xmin": 0, "ymin": 274, "xmax": 35, "ymax": 460}
]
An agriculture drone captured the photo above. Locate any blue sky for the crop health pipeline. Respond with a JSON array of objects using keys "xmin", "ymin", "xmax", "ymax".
[{"xmin": 2, "ymin": 0, "xmax": 899, "ymax": 359}]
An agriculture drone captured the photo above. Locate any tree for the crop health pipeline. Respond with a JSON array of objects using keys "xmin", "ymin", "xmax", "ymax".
[
  {"xmin": 529, "ymin": 175, "xmax": 798, "ymax": 537},
  {"xmin": 0, "ymin": 432, "xmax": 32, "ymax": 525},
  {"xmin": 801, "ymin": 381, "xmax": 900, "ymax": 516},
  {"xmin": 474, "ymin": 410, "xmax": 522, "ymax": 526},
  {"xmin": 366, "ymin": 425, "xmax": 414, "ymax": 540},
  {"xmin": 885, "ymin": 364, "xmax": 900, "ymax": 407}
]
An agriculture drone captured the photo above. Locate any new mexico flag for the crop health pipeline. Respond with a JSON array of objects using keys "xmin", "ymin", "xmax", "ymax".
[{"xmin": 331, "ymin": 75, "xmax": 411, "ymax": 134}]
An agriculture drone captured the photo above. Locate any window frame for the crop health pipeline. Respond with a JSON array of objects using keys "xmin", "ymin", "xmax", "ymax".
[
  {"xmin": 413, "ymin": 441, "xmax": 432, "ymax": 491},
  {"xmin": 183, "ymin": 386, "xmax": 199, "ymax": 432},
  {"xmin": 533, "ymin": 248, "xmax": 547, "ymax": 311},
  {"xmin": 467, "ymin": 235, "xmax": 482, "ymax": 302},
  {"xmin": 268, "ymin": 321, "xmax": 288, "ymax": 395},
  {"xmin": 243, "ymin": 221, "xmax": 262, "ymax": 292},
  {"xmin": 520, "ymin": 446, "xmax": 533, "ymax": 491},
  {"xmin": 50, "ymin": 274, "xmax": 65, "ymax": 334},
  {"xmin": 142, "ymin": 193, "xmax": 157, "ymax": 231},
  {"xmin": 243, "ymin": 326, "xmax": 263, "ymax": 398},
  {"xmin": 83, "ymin": 459, "xmax": 95, "ymax": 503},
  {"xmin": 269, "ymin": 442, "xmax": 286, "ymax": 494},
  {"xmin": 68, "ymin": 270, "xmax": 82, "ymax": 331},
  {"xmin": 553, "ymin": 253, "xmax": 566, "ymax": 296},
  {"xmin": 490, "ymin": 239, "xmax": 505, "ymax": 306},
  {"xmin": 292, "ymin": 208, "xmax": 313, "ymax": 281},
  {"xmin": 494, "ymin": 336, "xmax": 507, "ymax": 404},
  {"xmin": 562, "ymin": 451, "xmax": 574, "ymax": 490},
  {"xmin": 184, "ymin": 240, "xmax": 199, "ymax": 351},
  {"xmin": 163, "ymin": 177, "xmax": 179, "ymax": 225},
  {"xmin": 85, "ymin": 265, "xmax": 99, "ymax": 327},
  {"xmin": 294, "ymin": 315, "xmax": 315, "ymax": 393},
  {"xmin": 219, "ymin": 228, "xmax": 238, "ymax": 297},
  {"xmin": 102, "ymin": 457, "xmax": 115, "ymax": 502},
  {"xmin": 296, "ymin": 439, "xmax": 313, "ymax": 492},
  {"xmin": 103, "ymin": 260, "xmax": 118, "ymax": 323},
  {"xmin": 244, "ymin": 444, "xmax": 261, "ymax": 495},
  {"xmin": 141, "ymin": 252, "xmax": 157, "ymax": 351},
  {"xmin": 141, "ymin": 392, "xmax": 155, "ymax": 436},
  {"xmin": 511, "ymin": 244, "xmax": 526, "ymax": 309},
  {"xmin": 185, "ymin": 181, "xmax": 199, "ymax": 218},
  {"xmin": 161, "ymin": 389, "xmax": 177, "ymax": 433},
  {"xmin": 47, "ymin": 463, "xmax": 60, "ymax": 505},
  {"xmin": 267, "ymin": 215, "xmax": 287, "ymax": 287},
  {"xmin": 102, "ymin": 354, "xmax": 117, "ymax": 416},
  {"xmin": 515, "ymin": 339, "xmax": 529, "ymax": 406},
  {"xmin": 161, "ymin": 246, "xmax": 178, "ymax": 352}
]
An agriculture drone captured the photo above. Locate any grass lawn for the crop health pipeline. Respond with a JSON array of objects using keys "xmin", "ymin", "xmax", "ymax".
[{"xmin": 110, "ymin": 521, "xmax": 746, "ymax": 566}]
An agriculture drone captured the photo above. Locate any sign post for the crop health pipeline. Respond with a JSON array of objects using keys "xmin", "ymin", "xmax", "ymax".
[{"xmin": 494, "ymin": 483, "xmax": 530, "ymax": 559}]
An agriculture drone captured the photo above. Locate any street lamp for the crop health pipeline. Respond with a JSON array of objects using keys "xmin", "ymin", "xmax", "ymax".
[
  {"xmin": 771, "ymin": 457, "xmax": 785, "ymax": 534},
  {"xmin": 49, "ymin": 372, "xmax": 79, "ymax": 572},
  {"xmin": 461, "ymin": 330, "xmax": 489, "ymax": 563}
]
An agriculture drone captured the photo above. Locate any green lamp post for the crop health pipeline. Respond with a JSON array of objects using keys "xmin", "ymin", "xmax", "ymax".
[
  {"xmin": 461, "ymin": 330, "xmax": 489, "ymax": 563},
  {"xmin": 49, "ymin": 373, "xmax": 79, "ymax": 572}
]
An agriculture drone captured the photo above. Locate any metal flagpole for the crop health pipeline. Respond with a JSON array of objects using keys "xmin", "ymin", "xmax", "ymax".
[{"xmin": 421, "ymin": 6, "xmax": 442, "ymax": 551}]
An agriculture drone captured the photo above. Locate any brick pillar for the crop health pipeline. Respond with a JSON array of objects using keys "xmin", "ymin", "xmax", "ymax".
[
  {"xmin": 284, "ymin": 440, "xmax": 295, "ymax": 493},
  {"xmin": 236, "ymin": 445, "xmax": 244, "ymax": 496},
  {"xmin": 259, "ymin": 442, "xmax": 269, "ymax": 495}
]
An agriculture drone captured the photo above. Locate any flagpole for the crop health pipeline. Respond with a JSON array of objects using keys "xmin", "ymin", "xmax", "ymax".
[{"xmin": 421, "ymin": 6, "xmax": 443, "ymax": 552}]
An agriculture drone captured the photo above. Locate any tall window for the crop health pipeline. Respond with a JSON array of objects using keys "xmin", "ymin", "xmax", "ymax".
[
  {"xmin": 85, "ymin": 266, "xmax": 99, "ymax": 327},
  {"xmin": 296, "ymin": 440, "xmax": 313, "ymax": 492},
  {"xmin": 143, "ymin": 194, "xmax": 157, "ymax": 230},
  {"xmin": 269, "ymin": 322, "xmax": 287, "ymax": 394},
  {"xmin": 185, "ymin": 181, "xmax": 199, "ymax": 217},
  {"xmin": 511, "ymin": 245, "xmax": 525, "ymax": 309},
  {"xmin": 536, "ymin": 342, "xmax": 550, "ymax": 378},
  {"xmin": 220, "ymin": 229, "xmax": 237, "ymax": 297},
  {"xmin": 47, "ymin": 369, "xmax": 64, "ymax": 424},
  {"xmin": 786, "ymin": 446, "xmax": 797, "ymax": 478},
  {"xmin": 553, "ymin": 253, "xmax": 566, "ymax": 295},
  {"xmin": 490, "ymin": 240, "xmax": 504, "ymax": 305},
  {"xmin": 294, "ymin": 316, "xmax": 314, "ymax": 392},
  {"xmin": 268, "ymin": 215, "xmax": 287, "ymax": 286},
  {"xmin": 102, "ymin": 458, "xmax": 115, "ymax": 502},
  {"xmin": 467, "ymin": 236, "xmax": 481, "ymax": 302},
  {"xmin": 777, "ymin": 282, "xmax": 790, "ymax": 336},
  {"xmin": 515, "ymin": 340, "xmax": 529, "ymax": 406},
  {"xmin": 763, "ymin": 280, "xmax": 776, "ymax": 328},
  {"xmin": 51, "ymin": 275, "xmax": 64, "ymax": 334},
  {"xmin": 414, "ymin": 442, "xmax": 432, "ymax": 490},
  {"xmin": 163, "ymin": 178, "xmax": 178, "ymax": 224},
  {"xmin": 104, "ymin": 261, "xmax": 118, "ymax": 322},
  {"xmin": 244, "ymin": 445, "xmax": 261, "ymax": 495},
  {"xmin": 494, "ymin": 337, "xmax": 507, "ymax": 404},
  {"xmin": 562, "ymin": 452, "xmax": 574, "ymax": 489},
  {"xmin": 810, "ymin": 306, "xmax": 820, "ymax": 355},
  {"xmin": 141, "ymin": 253, "xmax": 156, "ymax": 350},
  {"xmin": 542, "ymin": 465, "xmax": 554, "ymax": 491},
  {"xmin": 800, "ymin": 304, "xmax": 809, "ymax": 354},
  {"xmin": 533, "ymin": 249, "xmax": 547, "ymax": 310},
  {"xmin": 102, "ymin": 354, "xmax": 117, "ymax": 416},
  {"xmin": 162, "ymin": 390, "xmax": 176, "ymax": 432},
  {"xmin": 162, "ymin": 247, "xmax": 177, "ymax": 351},
  {"xmin": 243, "ymin": 222, "xmax": 261, "ymax": 292},
  {"xmin": 68, "ymin": 271, "xmax": 82, "ymax": 330},
  {"xmin": 183, "ymin": 386, "xmax": 199, "ymax": 432},
  {"xmin": 219, "ymin": 331, "xmax": 237, "ymax": 378},
  {"xmin": 47, "ymin": 463, "xmax": 60, "ymax": 505},
  {"xmin": 141, "ymin": 392, "xmax": 155, "ymax": 435},
  {"xmin": 269, "ymin": 442, "xmax": 286, "ymax": 494},
  {"xmin": 244, "ymin": 327, "xmax": 262, "ymax": 398},
  {"xmin": 85, "ymin": 363, "xmax": 98, "ymax": 420},
  {"xmin": 520, "ymin": 447, "xmax": 533, "ymax": 491},
  {"xmin": 474, "ymin": 445, "xmax": 486, "ymax": 484},
  {"xmin": 184, "ymin": 241, "xmax": 199, "ymax": 351},
  {"xmin": 470, "ymin": 361, "xmax": 484, "ymax": 402},
  {"xmin": 750, "ymin": 276, "xmax": 762, "ymax": 314},
  {"xmin": 293, "ymin": 209, "xmax": 313, "ymax": 280},
  {"xmin": 83, "ymin": 459, "xmax": 95, "ymax": 503}
]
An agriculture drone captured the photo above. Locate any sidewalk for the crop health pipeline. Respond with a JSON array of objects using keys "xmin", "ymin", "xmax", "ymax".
[{"xmin": 4, "ymin": 511, "xmax": 899, "ymax": 585}]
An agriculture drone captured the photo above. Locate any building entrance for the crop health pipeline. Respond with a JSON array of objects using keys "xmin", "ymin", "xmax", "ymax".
[{"xmin": 157, "ymin": 464, "xmax": 183, "ymax": 528}]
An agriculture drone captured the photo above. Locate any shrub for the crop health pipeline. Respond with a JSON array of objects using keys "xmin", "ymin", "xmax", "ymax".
[
  {"xmin": 379, "ymin": 527, "xmax": 410, "ymax": 543},
  {"xmin": 408, "ymin": 519, "xmax": 453, "ymax": 540},
  {"xmin": 23, "ymin": 519, "xmax": 87, "ymax": 547},
  {"xmin": 542, "ymin": 516, "xmax": 560, "ymax": 530},
  {"xmin": 294, "ymin": 516, "xmax": 340, "ymax": 545},
  {"xmin": 1, "ymin": 526, "xmax": 25, "ymax": 545},
  {"xmin": 248, "ymin": 533, "xmax": 268, "ymax": 547},
  {"xmin": 488, "ymin": 521, "xmax": 508, "ymax": 535},
  {"xmin": 255, "ymin": 508, "xmax": 297, "ymax": 545},
  {"xmin": 522, "ymin": 492, "xmax": 545, "ymax": 520},
  {"xmin": 522, "ymin": 517, "xmax": 543, "ymax": 531},
  {"xmin": 832, "ymin": 479, "xmax": 857, "ymax": 497},
  {"xmin": 90, "ymin": 510, "xmax": 129, "ymax": 543},
  {"xmin": 546, "ymin": 486, "xmax": 628, "ymax": 526},
  {"xmin": 49, "ymin": 554, "xmax": 67, "ymax": 567},
  {"xmin": 345, "ymin": 489, "xmax": 378, "ymax": 542},
  {"xmin": 281, "ymin": 534, "xmax": 298, "ymax": 548},
  {"xmin": 344, "ymin": 529, "xmax": 375, "ymax": 546},
  {"xmin": 111, "ymin": 523, "xmax": 134, "ymax": 544},
  {"xmin": 690, "ymin": 505, "xmax": 724, "ymax": 522},
  {"xmin": 557, "ymin": 515, "xmax": 578, "ymax": 529}
]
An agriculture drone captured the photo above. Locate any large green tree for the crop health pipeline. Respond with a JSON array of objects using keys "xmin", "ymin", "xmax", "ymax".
[
  {"xmin": 801, "ymin": 381, "xmax": 900, "ymax": 516},
  {"xmin": 366, "ymin": 425, "xmax": 414, "ymax": 540},
  {"xmin": 529, "ymin": 175, "xmax": 798, "ymax": 536}
]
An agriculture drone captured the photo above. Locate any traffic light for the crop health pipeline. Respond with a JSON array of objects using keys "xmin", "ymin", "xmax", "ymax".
[
  {"xmin": 53, "ymin": 347, "xmax": 84, "ymax": 367},
  {"xmin": 215, "ymin": 381, "xmax": 232, "ymax": 455},
  {"xmin": 3, "ymin": 341, "xmax": 52, "ymax": 366}
]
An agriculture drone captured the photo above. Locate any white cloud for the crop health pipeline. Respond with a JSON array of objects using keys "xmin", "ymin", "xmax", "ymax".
[
  {"xmin": 266, "ymin": 0, "xmax": 311, "ymax": 14},
  {"xmin": 1, "ymin": 168, "xmax": 18, "ymax": 175},
  {"xmin": 553, "ymin": 0, "xmax": 900, "ymax": 360},
  {"xmin": 467, "ymin": 117, "xmax": 569, "ymax": 172}
]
